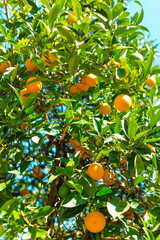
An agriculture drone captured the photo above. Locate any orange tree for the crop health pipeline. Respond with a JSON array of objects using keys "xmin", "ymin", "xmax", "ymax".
[{"xmin": 0, "ymin": 0, "xmax": 160, "ymax": 239}]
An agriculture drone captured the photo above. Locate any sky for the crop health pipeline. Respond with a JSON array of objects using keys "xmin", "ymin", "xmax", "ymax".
[{"xmin": 128, "ymin": 0, "xmax": 160, "ymax": 62}]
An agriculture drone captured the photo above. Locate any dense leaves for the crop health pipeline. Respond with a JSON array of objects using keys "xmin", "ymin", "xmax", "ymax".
[{"xmin": 0, "ymin": 0, "xmax": 160, "ymax": 239}]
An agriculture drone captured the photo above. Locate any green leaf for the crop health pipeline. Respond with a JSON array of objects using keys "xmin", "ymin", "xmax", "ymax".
[
  {"xmin": 96, "ymin": 188, "xmax": 112, "ymax": 197},
  {"xmin": 79, "ymin": 173, "xmax": 97, "ymax": 197},
  {"xmin": 0, "ymin": 183, "xmax": 6, "ymax": 192},
  {"xmin": 31, "ymin": 226, "xmax": 37, "ymax": 240},
  {"xmin": 144, "ymin": 49, "xmax": 154, "ymax": 79},
  {"xmin": 69, "ymin": 53, "xmax": 80, "ymax": 75},
  {"xmin": 109, "ymin": 151, "xmax": 120, "ymax": 166},
  {"xmin": 39, "ymin": 0, "xmax": 51, "ymax": 10},
  {"xmin": 134, "ymin": 155, "xmax": 144, "ymax": 175},
  {"xmin": 61, "ymin": 203, "xmax": 87, "ymax": 220},
  {"xmin": 107, "ymin": 199, "xmax": 130, "ymax": 218},
  {"xmin": 71, "ymin": 0, "xmax": 82, "ymax": 20},
  {"xmin": 98, "ymin": 3, "xmax": 112, "ymax": 21},
  {"xmin": 128, "ymin": 116, "xmax": 138, "ymax": 140},
  {"xmin": 134, "ymin": 176, "xmax": 145, "ymax": 186},
  {"xmin": 103, "ymin": 224, "xmax": 121, "ymax": 237},
  {"xmin": 127, "ymin": 153, "xmax": 136, "ymax": 178},
  {"xmin": 150, "ymin": 110, "xmax": 160, "ymax": 127},
  {"xmin": 48, "ymin": 0, "xmax": 66, "ymax": 29},
  {"xmin": 32, "ymin": 206, "xmax": 55, "ymax": 220},
  {"xmin": 62, "ymin": 192, "xmax": 88, "ymax": 208},
  {"xmin": 114, "ymin": 26, "xmax": 140, "ymax": 37},
  {"xmin": 156, "ymin": 235, "xmax": 160, "ymax": 240},
  {"xmin": 8, "ymin": 84, "xmax": 23, "ymax": 106},
  {"xmin": 143, "ymin": 228, "xmax": 155, "ymax": 240},
  {"xmin": 93, "ymin": 118, "xmax": 101, "ymax": 135},
  {"xmin": 134, "ymin": 130, "xmax": 149, "ymax": 141},
  {"xmin": 112, "ymin": 3, "xmax": 124, "ymax": 19},
  {"xmin": 57, "ymin": 26, "xmax": 74, "ymax": 43}
]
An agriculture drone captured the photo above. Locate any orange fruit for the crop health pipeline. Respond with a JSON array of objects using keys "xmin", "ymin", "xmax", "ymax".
[
  {"xmin": 20, "ymin": 124, "xmax": 28, "ymax": 130},
  {"xmin": 146, "ymin": 78, "xmax": 156, "ymax": 87},
  {"xmin": 99, "ymin": 103, "xmax": 111, "ymax": 115},
  {"xmin": 75, "ymin": 83, "xmax": 89, "ymax": 91},
  {"xmin": 20, "ymin": 189, "xmax": 30, "ymax": 196},
  {"xmin": 0, "ymin": 60, "xmax": 11, "ymax": 73},
  {"xmin": 73, "ymin": 117, "xmax": 80, "ymax": 121},
  {"xmin": 20, "ymin": 88, "xmax": 31, "ymax": 104},
  {"xmin": 70, "ymin": 138, "xmax": 79, "ymax": 149},
  {"xmin": 68, "ymin": 11, "xmax": 75, "ymax": 24},
  {"xmin": 26, "ymin": 77, "xmax": 42, "ymax": 93},
  {"xmin": 32, "ymin": 167, "xmax": 43, "ymax": 178},
  {"xmin": 120, "ymin": 158, "xmax": 127, "ymax": 165},
  {"xmin": 85, "ymin": 211, "xmax": 106, "ymax": 233},
  {"xmin": 136, "ymin": 101, "xmax": 141, "ymax": 107},
  {"xmin": 42, "ymin": 50, "xmax": 56, "ymax": 66},
  {"xmin": 103, "ymin": 169, "xmax": 118, "ymax": 185},
  {"xmin": 75, "ymin": 147, "xmax": 90, "ymax": 158},
  {"xmin": 81, "ymin": 74, "xmax": 98, "ymax": 87},
  {"xmin": 25, "ymin": 58, "xmax": 38, "ymax": 71},
  {"xmin": 70, "ymin": 85, "xmax": 80, "ymax": 95},
  {"xmin": 87, "ymin": 163, "xmax": 104, "ymax": 181},
  {"xmin": 123, "ymin": 209, "xmax": 134, "ymax": 220},
  {"xmin": 114, "ymin": 94, "xmax": 131, "ymax": 112}
]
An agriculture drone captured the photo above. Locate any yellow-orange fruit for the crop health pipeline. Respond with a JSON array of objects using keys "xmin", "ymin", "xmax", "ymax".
[
  {"xmin": 103, "ymin": 169, "xmax": 118, "ymax": 185},
  {"xmin": 0, "ymin": 60, "xmax": 11, "ymax": 73},
  {"xmin": 100, "ymin": 103, "xmax": 111, "ymax": 115},
  {"xmin": 136, "ymin": 101, "xmax": 141, "ymax": 107},
  {"xmin": 20, "ymin": 189, "xmax": 30, "ymax": 196},
  {"xmin": 70, "ymin": 85, "xmax": 80, "ymax": 95},
  {"xmin": 82, "ymin": 74, "xmax": 98, "ymax": 87},
  {"xmin": 42, "ymin": 50, "xmax": 56, "ymax": 66},
  {"xmin": 73, "ymin": 117, "xmax": 80, "ymax": 121},
  {"xmin": 85, "ymin": 211, "xmax": 106, "ymax": 233},
  {"xmin": 123, "ymin": 209, "xmax": 134, "ymax": 220},
  {"xmin": 114, "ymin": 94, "xmax": 131, "ymax": 112},
  {"xmin": 70, "ymin": 138, "xmax": 79, "ymax": 149},
  {"xmin": 75, "ymin": 147, "xmax": 90, "ymax": 158},
  {"xmin": 20, "ymin": 124, "xmax": 28, "ymax": 130},
  {"xmin": 75, "ymin": 83, "xmax": 89, "ymax": 91},
  {"xmin": 120, "ymin": 158, "xmax": 127, "ymax": 165},
  {"xmin": 32, "ymin": 167, "xmax": 43, "ymax": 178},
  {"xmin": 25, "ymin": 58, "xmax": 38, "ymax": 71},
  {"xmin": 26, "ymin": 77, "xmax": 42, "ymax": 93},
  {"xmin": 68, "ymin": 11, "xmax": 75, "ymax": 24},
  {"xmin": 20, "ymin": 88, "xmax": 30, "ymax": 104},
  {"xmin": 87, "ymin": 163, "xmax": 104, "ymax": 181},
  {"xmin": 146, "ymin": 78, "xmax": 156, "ymax": 87}
]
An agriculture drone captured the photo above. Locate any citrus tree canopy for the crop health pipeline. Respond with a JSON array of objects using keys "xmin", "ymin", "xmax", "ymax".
[{"xmin": 0, "ymin": 0, "xmax": 160, "ymax": 239}]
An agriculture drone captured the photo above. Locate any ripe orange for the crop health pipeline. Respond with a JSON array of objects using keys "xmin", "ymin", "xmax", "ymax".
[
  {"xmin": 100, "ymin": 103, "xmax": 111, "ymax": 115},
  {"xmin": 87, "ymin": 163, "xmax": 104, "ymax": 181},
  {"xmin": 103, "ymin": 169, "xmax": 118, "ymax": 185},
  {"xmin": 20, "ymin": 189, "xmax": 30, "ymax": 196},
  {"xmin": 69, "ymin": 85, "xmax": 80, "ymax": 95},
  {"xmin": 123, "ymin": 209, "xmax": 134, "ymax": 220},
  {"xmin": 136, "ymin": 101, "xmax": 141, "ymax": 107},
  {"xmin": 82, "ymin": 74, "xmax": 98, "ymax": 87},
  {"xmin": 85, "ymin": 211, "xmax": 106, "ymax": 233},
  {"xmin": 32, "ymin": 167, "xmax": 43, "ymax": 178},
  {"xmin": 114, "ymin": 94, "xmax": 131, "ymax": 112},
  {"xmin": 68, "ymin": 11, "xmax": 75, "ymax": 24},
  {"xmin": 70, "ymin": 138, "xmax": 79, "ymax": 149},
  {"xmin": 20, "ymin": 124, "xmax": 28, "ymax": 130},
  {"xmin": 75, "ymin": 83, "xmax": 89, "ymax": 91},
  {"xmin": 120, "ymin": 158, "xmax": 127, "ymax": 165},
  {"xmin": 146, "ymin": 78, "xmax": 156, "ymax": 87},
  {"xmin": 0, "ymin": 60, "xmax": 11, "ymax": 73},
  {"xmin": 26, "ymin": 77, "xmax": 42, "ymax": 93},
  {"xmin": 75, "ymin": 147, "xmax": 90, "ymax": 158},
  {"xmin": 25, "ymin": 58, "xmax": 38, "ymax": 71},
  {"xmin": 20, "ymin": 88, "xmax": 30, "ymax": 104},
  {"xmin": 42, "ymin": 50, "xmax": 56, "ymax": 66}
]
